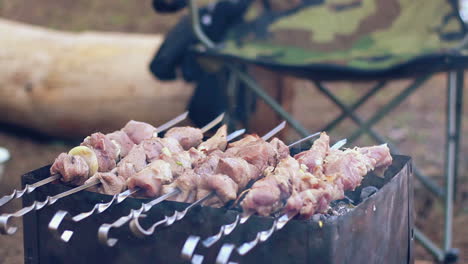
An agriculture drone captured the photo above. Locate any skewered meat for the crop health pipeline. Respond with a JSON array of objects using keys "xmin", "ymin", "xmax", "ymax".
[
  {"xmin": 50, "ymin": 153, "xmax": 90, "ymax": 185},
  {"xmin": 226, "ymin": 139, "xmax": 278, "ymax": 173},
  {"xmin": 86, "ymin": 171, "xmax": 126, "ymax": 195},
  {"xmin": 283, "ymin": 189, "xmax": 303, "ymax": 214},
  {"xmin": 269, "ymin": 137, "xmax": 290, "ymax": 160},
  {"xmin": 163, "ymin": 170, "xmax": 199, "ymax": 202},
  {"xmin": 324, "ymin": 144, "xmax": 392, "ymax": 191},
  {"xmin": 122, "ymin": 120, "xmax": 157, "ymax": 144},
  {"xmin": 49, "ymin": 119, "xmax": 206, "ymax": 187},
  {"xmin": 160, "ymin": 137, "xmax": 287, "ymax": 204},
  {"xmin": 227, "ymin": 134, "xmax": 259, "ymax": 149},
  {"xmin": 287, "ymin": 143, "xmax": 392, "ymax": 219},
  {"xmin": 127, "ymin": 160, "xmax": 173, "ymax": 197},
  {"xmin": 196, "ymin": 173, "xmax": 238, "ymax": 207},
  {"xmin": 164, "ymin": 155, "xmax": 222, "ymax": 202},
  {"xmin": 197, "ymin": 125, "xmax": 227, "ymax": 153},
  {"xmin": 159, "ymin": 151, "xmax": 192, "ymax": 177},
  {"xmin": 216, "ymin": 158, "xmax": 259, "ymax": 189},
  {"xmin": 358, "ymin": 144, "xmax": 393, "ymax": 168},
  {"xmin": 81, "ymin": 133, "xmax": 118, "ymax": 172},
  {"xmin": 142, "ymin": 137, "xmax": 184, "ymax": 162},
  {"xmin": 161, "ymin": 152, "xmax": 225, "ymax": 203},
  {"xmin": 293, "ymin": 185, "xmax": 342, "ymax": 219},
  {"xmin": 50, "ymin": 131, "xmax": 131, "ymax": 185},
  {"xmin": 123, "ymin": 127, "xmax": 230, "ymax": 199},
  {"xmin": 241, "ymin": 156, "xmax": 303, "ymax": 216},
  {"xmin": 106, "ymin": 130, "xmax": 135, "ymax": 158},
  {"xmin": 117, "ymin": 145, "xmax": 147, "ymax": 180},
  {"xmin": 187, "ymin": 147, "xmax": 206, "ymax": 163},
  {"xmin": 213, "ymin": 138, "xmax": 288, "ymax": 193},
  {"xmin": 165, "ymin": 126, "xmax": 203, "ymax": 150},
  {"xmin": 294, "ymin": 132, "xmax": 329, "ymax": 178}
]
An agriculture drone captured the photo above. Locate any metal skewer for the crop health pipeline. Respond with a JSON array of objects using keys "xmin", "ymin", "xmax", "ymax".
[
  {"xmin": 0, "ymin": 111, "xmax": 199, "ymax": 235},
  {"xmin": 0, "ymin": 111, "xmax": 189, "ymax": 209},
  {"xmin": 180, "ymin": 132, "xmax": 326, "ymax": 260},
  {"xmin": 199, "ymin": 134, "xmax": 325, "ymax": 249},
  {"xmin": 215, "ymin": 139, "xmax": 348, "ymax": 263},
  {"xmin": 0, "ymin": 174, "xmax": 60, "ymax": 208},
  {"xmin": 0, "ymin": 179, "xmax": 99, "ymax": 235},
  {"xmin": 49, "ymin": 127, "xmax": 245, "ymax": 242},
  {"xmin": 129, "ymin": 122, "xmax": 287, "ymax": 240},
  {"xmin": 98, "ymin": 189, "xmax": 181, "ymax": 247},
  {"xmin": 97, "ymin": 117, "xmax": 241, "ymax": 247},
  {"xmin": 130, "ymin": 192, "xmax": 216, "ymax": 238},
  {"xmin": 152, "ymin": 111, "xmax": 189, "ymax": 137}
]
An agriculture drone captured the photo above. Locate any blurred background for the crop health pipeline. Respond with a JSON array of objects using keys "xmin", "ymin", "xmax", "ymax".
[{"xmin": 0, "ymin": 0, "xmax": 467, "ymax": 263}]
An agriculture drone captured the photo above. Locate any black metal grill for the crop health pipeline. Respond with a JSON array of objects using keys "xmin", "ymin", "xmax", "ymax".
[{"xmin": 21, "ymin": 155, "xmax": 413, "ymax": 264}]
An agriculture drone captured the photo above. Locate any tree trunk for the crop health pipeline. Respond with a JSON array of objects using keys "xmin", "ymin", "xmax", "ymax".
[{"xmin": 0, "ymin": 19, "xmax": 194, "ymax": 138}]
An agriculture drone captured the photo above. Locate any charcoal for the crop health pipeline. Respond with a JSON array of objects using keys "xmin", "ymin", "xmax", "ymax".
[{"xmin": 311, "ymin": 213, "xmax": 327, "ymax": 222}]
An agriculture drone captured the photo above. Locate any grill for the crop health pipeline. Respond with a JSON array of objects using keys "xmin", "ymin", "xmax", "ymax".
[{"xmin": 20, "ymin": 155, "xmax": 413, "ymax": 264}]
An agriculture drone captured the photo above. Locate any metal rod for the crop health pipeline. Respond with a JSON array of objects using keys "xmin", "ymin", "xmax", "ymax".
[
  {"xmin": 261, "ymin": 121, "xmax": 285, "ymax": 141},
  {"xmin": 452, "ymin": 70, "xmax": 463, "ymax": 200},
  {"xmin": 236, "ymin": 213, "xmax": 294, "ymax": 256},
  {"xmin": 98, "ymin": 189, "xmax": 181, "ymax": 247},
  {"xmin": 321, "ymin": 81, "xmax": 386, "ymax": 132},
  {"xmin": 314, "ymin": 79, "xmax": 445, "ymax": 198},
  {"xmin": 0, "ymin": 179, "xmax": 100, "ymax": 235},
  {"xmin": 202, "ymin": 213, "xmax": 251, "ymax": 248},
  {"xmin": 129, "ymin": 192, "xmax": 215, "ymax": 237},
  {"xmin": 0, "ymin": 174, "xmax": 60, "ymax": 208},
  {"xmin": 154, "ymin": 111, "xmax": 189, "ymax": 135},
  {"xmin": 228, "ymin": 65, "xmax": 310, "ymax": 137},
  {"xmin": 414, "ymin": 228, "xmax": 444, "ymax": 262},
  {"xmin": 344, "ymin": 74, "xmax": 431, "ymax": 143},
  {"xmin": 48, "ymin": 189, "xmax": 138, "ymax": 242},
  {"xmin": 226, "ymin": 129, "xmax": 246, "ymax": 142},
  {"xmin": 201, "ymin": 112, "xmax": 225, "ymax": 133},
  {"xmin": 287, "ymin": 132, "xmax": 321, "ymax": 148},
  {"xmin": 188, "ymin": 0, "xmax": 215, "ymax": 48},
  {"xmin": 443, "ymin": 71, "xmax": 458, "ymax": 252}
]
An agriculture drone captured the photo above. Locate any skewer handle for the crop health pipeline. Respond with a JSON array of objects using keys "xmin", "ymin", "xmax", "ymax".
[
  {"xmin": 48, "ymin": 189, "xmax": 137, "ymax": 243},
  {"xmin": 130, "ymin": 192, "xmax": 215, "ymax": 238},
  {"xmin": 97, "ymin": 189, "xmax": 180, "ymax": 246},
  {"xmin": 98, "ymin": 206, "xmax": 145, "ymax": 247},
  {"xmin": 0, "ymin": 174, "xmax": 60, "ymax": 208},
  {"xmin": 235, "ymin": 213, "xmax": 293, "ymax": 256},
  {"xmin": 0, "ymin": 179, "xmax": 99, "ymax": 235}
]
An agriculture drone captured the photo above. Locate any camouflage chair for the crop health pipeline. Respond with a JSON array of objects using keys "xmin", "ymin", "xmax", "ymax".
[{"xmin": 152, "ymin": 0, "xmax": 465, "ymax": 262}]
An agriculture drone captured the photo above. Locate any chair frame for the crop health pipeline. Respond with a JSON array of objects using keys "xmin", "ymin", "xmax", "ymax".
[{"xmin": 187, "ymin": 0, "xmax": 464, "ymax": 262}]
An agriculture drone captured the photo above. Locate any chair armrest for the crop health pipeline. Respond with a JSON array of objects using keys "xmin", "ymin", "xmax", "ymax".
[{"xmin": 188, "ymin": 0, "xmax": 216, "ymax": 48}]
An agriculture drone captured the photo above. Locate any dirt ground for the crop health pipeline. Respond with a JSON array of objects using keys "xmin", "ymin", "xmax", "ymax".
[{"xmin": 0, "ymin": 1, "xmax": 467, "ymax": 263}]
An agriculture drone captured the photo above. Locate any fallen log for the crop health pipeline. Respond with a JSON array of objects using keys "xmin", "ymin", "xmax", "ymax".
[{"xmin": 0, "ymin": 19, "xmax": 194, "ymax": 138}]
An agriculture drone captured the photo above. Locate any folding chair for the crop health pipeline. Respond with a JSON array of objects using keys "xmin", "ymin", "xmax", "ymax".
[{"xmin": 152, "ymin": 0, "xmax": 466, "ymax": 262}]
